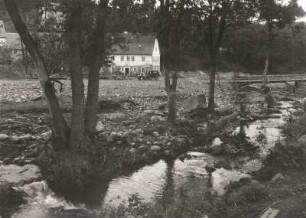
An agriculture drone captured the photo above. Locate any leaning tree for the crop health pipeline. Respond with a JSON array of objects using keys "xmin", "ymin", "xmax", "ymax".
[{"xmin": 4, "ymin": 0, "xmax": 110, "ymax": 191}]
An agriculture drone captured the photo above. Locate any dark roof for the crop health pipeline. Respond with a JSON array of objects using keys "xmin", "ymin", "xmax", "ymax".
[{"xmin": 111, "ymin": 33, "xmax": 156, "ymax": 55}]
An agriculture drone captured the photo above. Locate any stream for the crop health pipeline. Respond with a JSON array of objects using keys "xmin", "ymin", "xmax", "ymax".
[{"xmin": 10, "ymin": 101, "xmax": 294, "ymax": 218}]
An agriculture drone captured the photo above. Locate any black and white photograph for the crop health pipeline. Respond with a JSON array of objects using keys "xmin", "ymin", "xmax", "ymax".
[{"xmin": 0, "ymin": 0, "xmax": 306, "ymax": 217}]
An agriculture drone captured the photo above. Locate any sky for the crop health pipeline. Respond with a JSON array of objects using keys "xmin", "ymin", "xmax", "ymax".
[{"xmin": 297, "ymin": 0, "xmax": 306, "ymax": 22}]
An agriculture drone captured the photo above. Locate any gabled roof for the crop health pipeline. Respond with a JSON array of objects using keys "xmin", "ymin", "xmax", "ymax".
[{"xmin": 111, "ymin": 33, "xmax": 156, "ymax": 56}]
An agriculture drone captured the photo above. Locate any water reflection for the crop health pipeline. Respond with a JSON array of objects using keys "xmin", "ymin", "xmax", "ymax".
[
  {"xmin": 10, "ymin": 101, "xmax": 294, "ymax": 217},
  {"xmin": 160, "ymin": 160, "xmax": 175, "ymax": 211}
]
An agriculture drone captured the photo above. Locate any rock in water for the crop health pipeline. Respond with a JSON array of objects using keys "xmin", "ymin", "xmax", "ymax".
[
  {"xmin": 211, "ymin": 168, "xmax": 250, "ymax": 196},
  {"xmin": 0, "ymin": 133, "xmax": 9, "ymax": 140},
  {"xmin": 0, "ymin": 164, "xmax": 41, "ymax": 185}
]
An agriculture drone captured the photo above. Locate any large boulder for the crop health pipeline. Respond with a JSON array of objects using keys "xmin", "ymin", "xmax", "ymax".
[
  {"xmin": 184, "ymin": 94, "xmax": 207, "ymax": 113},
  {"xmin": 0, "ymin": 133, "xmax": 9, "ymax": 140},
  {"xmin": 0, "ymin": 164, "xmax": 41, "ymax": 185},
  {"xmin": 211, "ymin": 168, "xmax": 251, "ymax": 196},
  {"xmin": 298, "ymin": 135, "xmax": 306, "ymax": 146}
]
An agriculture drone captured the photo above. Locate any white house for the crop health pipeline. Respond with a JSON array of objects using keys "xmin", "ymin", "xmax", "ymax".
[
  {"xmin": 0, "ymin": 20, "xmax": 23, "ymax": 60},
  {"xmin": 109, "ymin": 33, "xmax": 160, "ymax": 76}
]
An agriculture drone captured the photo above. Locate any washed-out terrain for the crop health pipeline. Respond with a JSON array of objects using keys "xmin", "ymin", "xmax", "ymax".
[{"xmin": 0, "ymin": 74, "xmax": 306, "ymax": 218}]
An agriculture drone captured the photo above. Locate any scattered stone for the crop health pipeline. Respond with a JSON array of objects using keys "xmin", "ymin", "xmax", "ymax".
[
  {"xmin": 298, "ymin": 135, "xmax": 306, "ymax": 146},
  {"xmin": 95, "ymin": 121, "xmax": 104, "ymax": 132},
  {"xmin": 129, "ymin": 148, "xmax": 136, "ymax": 153},
  {"xmin": 150, "ymin": 145, "xmax": 161, "ymax": 152},
  {"xmin": 0, "ymin": 133, "xmax": 9, "ymax": 140},
  {"xmin": 150, "ymin": 115, "xmax": 165, "ymax": 122},
  {"xmin": 211, "ymin": 137, "xmax": 222, "ymax": 147},
  {"xmin": 164, "ymin": 150, "xmax": 172, "ymax": 157},
  {"xmin": 41, "ymin": 131, "xmax": 52, "ymax": 141},
  {"xmin": 104, "ymin": 113, "xmax": 126, "ymax": 121},
  {"xmin": 138, "ymin": 145, "xmax": 147, "ymax": 153},
  {"xmin": 153, "ymin": 131, "xmax": 159, "ymax": 137},
  {"xmin": 271, "ymin": 173, "xmax": 285, "ymax": 182}
]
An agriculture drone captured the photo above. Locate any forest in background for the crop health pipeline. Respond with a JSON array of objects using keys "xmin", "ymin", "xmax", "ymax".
[{"xmin": 0, "ymin": 0, "xmax": 306, "ymax": 76}]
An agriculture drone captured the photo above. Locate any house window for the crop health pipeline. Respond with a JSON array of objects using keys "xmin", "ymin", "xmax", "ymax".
[
  {"xmin": 127, "ymin": 56, "xmax": 130, "ymax": 61},
  {"xmin": 121, "ymin": 56, "xmax": 124, "ymax": 61},
  {"xmin": 142, "ymin": 56, "xmax": 145, "ymax": 61},
  {"xmin": 131, "ymin": 56, "xmax": 135, "ymax": 61}
]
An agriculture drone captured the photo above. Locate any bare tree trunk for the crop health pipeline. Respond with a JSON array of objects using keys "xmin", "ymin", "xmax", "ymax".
[
  {"xmin": 165, "ymin": 70, "xmax": 178, "ymax": 124},
  {"xmin": 69, "ymin": 0, "xmax": 85, "ymax": 149},
  {"xmin": 20, "ymin": 39, "xmax": 28, "ymax": 76},
  {"xmin": 4, "ymin": 0, "xmax": 69, "ymax": 147},
  {"xmin": 263, "ymin": 22, "xmax": 273, "ymax": 86},
  {"xmin": 208, "ymin": 56, "xmax": 216, "ymax": 111},
  {"xmin": 85, "ymin": 0, "xmax": 109, "ymax": 138}
]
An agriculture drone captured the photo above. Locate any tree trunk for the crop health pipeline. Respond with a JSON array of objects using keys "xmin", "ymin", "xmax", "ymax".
[
  {"xmin": 263, "ymin": 22, "xmax": 273, "ymax": 86},
  {"xmin": 165, "ymin": 70, "xmax": 178, "ymax": 124},
  {"xmin": 167, "ymin": 89, "xmax": 177, "ymax": 123},
  {"xmin": 208, "ymin": 55, "xmax": 216, "ymax": 112},
  {"xmin": 85, "ymin": 0, "xmax": 109, "ymax": 138},
  {"xmin": 4, "ymin": 0, "xmax": 69, "ymax": 147},
  {"xmin": 68, "ymin": 0, "xmax": 85, "ymax": 149},
  {"xmin": 20, "ymin": 39, "xmax": 28, "ymax": 76}
]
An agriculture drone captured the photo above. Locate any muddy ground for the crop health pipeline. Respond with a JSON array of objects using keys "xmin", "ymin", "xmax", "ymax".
[{"xmin": 0, "ymin": 75, "xmax": 305, "ymax": 217}]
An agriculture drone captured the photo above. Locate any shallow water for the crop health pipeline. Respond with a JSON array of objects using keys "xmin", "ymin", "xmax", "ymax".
[
  {"xmin": 236, "ymin": 101, "xmax": 293, "ymax": 156},
  {"xmin": 11, "ymin": 101, "xmax": 294, "ymax": 217}
]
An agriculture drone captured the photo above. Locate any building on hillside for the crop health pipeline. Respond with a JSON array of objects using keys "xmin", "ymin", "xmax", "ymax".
[
  {"xmin": 108, "ymin": 33, "xmax": 160, "ymax": 76},
  {"xmin": 0, "ymin": 20, "xmax": 22, "ymax": 60}
]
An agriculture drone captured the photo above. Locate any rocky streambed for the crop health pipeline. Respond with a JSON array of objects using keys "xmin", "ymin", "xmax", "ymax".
[{"xmin": 0, "ymin": 99, "xmax": 298, "ymax": 218}]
